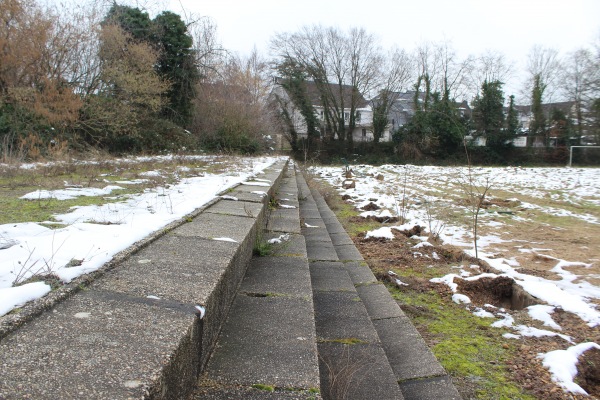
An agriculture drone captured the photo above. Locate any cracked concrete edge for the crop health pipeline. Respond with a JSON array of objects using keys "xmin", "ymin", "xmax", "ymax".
[{"xmin": 0, "ymin": 159, "xmax": 289, "ymax": 341}]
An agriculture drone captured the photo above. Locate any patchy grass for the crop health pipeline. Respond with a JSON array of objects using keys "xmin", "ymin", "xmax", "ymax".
[
  {"xmin": 0, "ymin": 155, "xmax": 232, "ymax": 226},
  {"xmin": 389, "ymin": 285, "xmax": 534, "ymax": 399},
  {"xmin": 0, "ymin": 190, "xmax": 132, "ymax": 225},
  {"xmin": 251, "ymin": 384, "xmax": 275, "ymax": 392}
]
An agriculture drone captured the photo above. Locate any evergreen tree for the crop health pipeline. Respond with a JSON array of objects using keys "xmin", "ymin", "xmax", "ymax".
[
  {"xmin": 506, "ymin": 95, "xmax": 519, "ymax": 138},
  {"xmin": 104, "ymin": 6, "xmax": 198, "ymax": 127},
  {"xmin": 530, "ymin": 74, "xmax": 547, "ymax": 143},
  {"xmin": 430, "ymin": 91, "xmax": 465, "ymax": 156},
  {"xmin": 372, "ymin": 90, "xmax": 390, "ymax": 143},
  {"xmin": 104, "ymin": 5, "xmax": 152, "ymax": 41},
  {"xmin": 152, "ymin": 11, "xmax": 198, "ymax": 126},
  {"xmin": 549, "ymin": 108, "xmax": 572, "ymax": 146},
  {"xmin": 472, "ymin": 80, "xmax": 507, "ymax": 149}
]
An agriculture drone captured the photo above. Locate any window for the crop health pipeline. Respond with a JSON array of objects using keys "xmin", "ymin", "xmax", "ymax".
[
  {"xmin": 344, "ymin": 112, "xmax": 349, "ymax": 120},
  {"xmin": 356, "ymin": 111, "xmax": 361, "ymax": 122},
  {"xmin": 362, "ymin": 128, "xmax": 367, "ymax": 137}
]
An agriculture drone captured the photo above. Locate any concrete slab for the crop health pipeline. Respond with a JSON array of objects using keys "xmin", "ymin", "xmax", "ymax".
[
  {"xmin": 302, "ymin": 227, "xmax": 331, "ymax": 243},
  {"xmin": 0, "ymin": 289, "xmax": 199, "ymax": 400},
  {"xmin": 306, "ymin": 242, "xmax": 339, "ymax": 262},
  {"xmin": 334, "ymin": 244, "xmax": 364, "ymax": 261},
  {"xmin": 263, "ymin": 233, "xmax": 307, "ymax": 258},
  {"xmin": 312, "ymin": 291, "xmax": 379, "ymax": 343},
  {"xmin": 241, "ymin": 257, "xmax": 312, "ymax": 297},
  {"xmin": 301, "ymin": 217, "xmax": 324, "ymax": 229},
  {"xmin": 329, "ymin": 232, "xmax": 354, "ymax": 246},
  {"xmin": 343, "ymin": 261, "xmax": 377, "ymax": 285},
  {"xmin": 309, "ymin": 262, "xmax": 356, "ymax": 292},
  {"xmin": 93, "ymin": 234, "xmax": 254, "ymax": 373},
  {"xmin": 193, "ymin": 386, "xmax": 321, "ymax": 399},
  {"xmin": 277, "ymin": 186, "xmax": 299, "ymax": 201},
  {"xmin": 299, "ymin": 207, "xmax": 320, "ymax": 219},
  {"xmin": 317, "ymin": 342, "xmax": 404, "ymax": 400},
  {"xmin": 93, "ymin": 236, "xmax": 238, "ymax": 305},
  {"xmin": 267, "ymin": 208, "xmax": 301, "ymax": 234},
  {"xmin": 173, "ymin": 212, "xmax": 256, "ymax": 243},
  {"xmin": 221, "ymin": 189, "xmax": 267, "ymax": 203},
  {"xmin": 324, "ymin": 223, "xmax": 346, "ymax": 236},
  {"xmin": 356, "ymin": 283, "xmax": 406, "ymax": 320},
  {"xmin": 373, "ymin": 317, "xmax": 447, "ymax": 382},
  {"xmin": 205, "ymin": 199, "xmax": 264, "ymax": 219},
  {"xmin": 399, "ymin": 375, "xmax": 462, "ymax": 400},
  {"xmin": 204, "ymin": 295, "xmax": 319, "ymax": 389}
]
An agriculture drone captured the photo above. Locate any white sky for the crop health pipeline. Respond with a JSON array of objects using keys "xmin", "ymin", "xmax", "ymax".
[{"xmin": 167, "ymin": 0, "xmax": 599, "ymax": 101}]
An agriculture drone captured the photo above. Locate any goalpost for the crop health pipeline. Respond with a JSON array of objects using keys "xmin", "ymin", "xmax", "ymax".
[{"xmin": 568, "ymin": 146, "xmax": 600, "ymax": 167}]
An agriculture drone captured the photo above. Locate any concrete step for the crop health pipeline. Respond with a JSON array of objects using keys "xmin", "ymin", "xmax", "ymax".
[
  {"xmin": 298, "ymin": 173, "xmax": 405, "ymax": 400},
  {"xmin": 302, "ymin": 171, "xmax": 462, "ymax": 400},
  {"xmin": 193, "ymin": 165, "xmax": 321, "ymax": 399},
  {"xmin": 0, "ymin": 160, "xmax": 289, "ymax": 400}
]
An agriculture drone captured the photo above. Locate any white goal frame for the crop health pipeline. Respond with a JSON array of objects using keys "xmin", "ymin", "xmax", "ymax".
[{"xmin": 568, "ymin": 146, "xmax": 600, "ymax": 167}]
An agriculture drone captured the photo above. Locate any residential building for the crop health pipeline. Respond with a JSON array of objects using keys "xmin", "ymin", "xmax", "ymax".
[{"xmin": 271, "ymin": 79, "xmax": 385, "ymax": 143}]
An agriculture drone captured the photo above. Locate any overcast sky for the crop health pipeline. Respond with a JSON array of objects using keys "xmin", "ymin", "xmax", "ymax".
[{"xmin": 169, "ymin": 0, "xmax": 599, "ymax": 102}]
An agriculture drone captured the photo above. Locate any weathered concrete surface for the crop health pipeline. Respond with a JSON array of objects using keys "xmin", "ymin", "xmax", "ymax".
[
  {"xmin": 196, "ymin": 165, "xmax": 320, "ymax": 397},
  {"xmin": 0, "ymin": 159, "xmax": 290, "ymax": 400},
  {"xmin": 0, "ymin": 289, "xmax": 199, "ymax": 400},
  {"xmin": 203, "ymin": 294, "xmax": 318, "ymax": 388},
  {"xmin": 301, "ymin": 169, "xmax": 462, "ymax": 400},
  {"xmin": 399, "ymin": 376, "xmax": 462, "ymax": 400},
  {"xmin": 317, "ymin": 342, "xmax": 404, "ymax": 400}
]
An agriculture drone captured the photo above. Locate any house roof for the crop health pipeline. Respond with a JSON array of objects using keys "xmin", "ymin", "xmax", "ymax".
[
  {"xmin": 513, "ymin": 101, "xmax": 576, "ymax": 116},
  {"xmin": 276, "ymin": 77, "xmax": 368, "ymax": 109}
]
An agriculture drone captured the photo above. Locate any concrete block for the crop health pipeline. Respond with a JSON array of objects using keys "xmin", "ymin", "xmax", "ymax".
[
  {"xmin": 373, "ymin": 317, "xmax": 447, "ymax": 382},
  {"xmin": 317, "ymin": 342, "xmax": 404, "ymax": 400},
  {"xmin": 309, "ymin": 261, "xmax": 356, "ymax": 292},
  {"xmin": 241, "ymin": 257, "xmax": 312, "ymax": 297},
  {"xmin": 356, "ymin": 283, "xmax": 406, "ymax": 320},
  {"xmin": 312, "ymin": 291, "xmax": 379, "ymax": 343},
  {"xmin": 334, "ymin": 244, "xmax": 364, "ymax": 261},
  {"xmin": 399, "ymin": 375, "xmax": 462, "ymax": 400},
  {"xmin": 0, "ymin": 290, "xmax": 200, "ymax": 400},
  {"xmin": 343, "ymin": 261, "xmax": 377, "ymax": 285},
  {"xmin": 204, "ymin": 295, "xmax": 319, "ymax": 389}
]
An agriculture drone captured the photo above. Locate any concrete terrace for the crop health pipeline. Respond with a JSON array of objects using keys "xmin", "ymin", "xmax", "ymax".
[{"xmin": 0, "ymin": 159, "xmax": 461, "ymax": 399}]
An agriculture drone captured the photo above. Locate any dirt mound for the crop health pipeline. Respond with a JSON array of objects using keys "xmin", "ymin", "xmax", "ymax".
[
  {"xmin": 577, "ymin": 348, "xmax": 600, "ymax": 396},
  {"xmin": 456, "ymin": 276, "xmax": 514, "ymax": 307},
  {"xmin": 361, "ymin": 202, "xmax": 380, "ymax": 211},
  {"xmin": 396, "ymin": 225, "xmax": 424, "ymax": 237}
]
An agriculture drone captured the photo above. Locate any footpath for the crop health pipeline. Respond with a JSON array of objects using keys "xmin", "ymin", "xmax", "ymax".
[{"xmin": 0, "ymin": 159, "xmax": 461, "ymax": 399}]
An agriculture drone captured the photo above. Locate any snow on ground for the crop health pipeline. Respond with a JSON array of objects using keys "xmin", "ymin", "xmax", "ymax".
[
  {"xmin": 0, "ymin": 156, "xmax": 284, "ymax": 317},
  {"xmin": 311, "ymin": 164, "xmax": 600, "ymax": 394},
  {"xmin": 540, "ymin": 342, "xmax": 600, "ymax": 395}
]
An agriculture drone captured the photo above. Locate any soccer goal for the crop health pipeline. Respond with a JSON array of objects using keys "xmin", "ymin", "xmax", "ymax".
[{"xmin": 568, "ymin": 146, "xmax": 600, "ymax": 167}]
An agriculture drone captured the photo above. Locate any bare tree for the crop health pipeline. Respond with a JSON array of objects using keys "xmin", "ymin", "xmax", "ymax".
[
  {"xmin": 560, "ymin": 48, "xmax": 594, "ymax": 137},
  {"xmin": 192, "ymin": 48, "xmax": 277, "ymax": 152},
  {"xmin": 414, "ymin": 40, "xmax": 473, "ymax": 101},
  {"xmin": 271, "ymin": 25, "xmax": 383, "ymax": 150},
  {"xmin": 370, "ymin": 47, "xmax": 413, "ymax": 142},
  {"xmin": 471, "ymin": 50, "xmax": 514, "ymax": 97},
  {"xmin": 523, "ymin": 45, "xmax": 561, "ymax": 103},
  {"xmin": 187, "ymin": 15, "xmax": 228, "ymax": 81}
]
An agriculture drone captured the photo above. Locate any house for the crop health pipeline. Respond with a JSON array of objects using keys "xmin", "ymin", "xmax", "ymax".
[
  {"xmin": 374, "ymin": 91, "xmax": 472, "ymax": 140},
  {"xmin": 271, "ymin": 79, "xmax": 383, "ymax": 143},
  {"xmin": 513, "ymin": 101, "xmax": 579, "ymax": 147}
]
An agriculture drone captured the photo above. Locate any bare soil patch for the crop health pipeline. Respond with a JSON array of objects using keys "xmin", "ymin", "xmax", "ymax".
[{"xmin": 352, "ymin": 223, "xmax": 600, "ymax": 399}]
